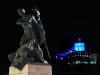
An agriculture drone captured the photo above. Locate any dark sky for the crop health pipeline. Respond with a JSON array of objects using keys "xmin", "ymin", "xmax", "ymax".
[{"xmin": 0, "ymin": 0, "xmax": 100, "ymax": 75}]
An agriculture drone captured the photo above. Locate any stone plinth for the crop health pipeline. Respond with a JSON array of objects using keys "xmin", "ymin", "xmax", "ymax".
[{"xmin": 9, "ymin": 64, "xmax": 52, "ymax": 75}]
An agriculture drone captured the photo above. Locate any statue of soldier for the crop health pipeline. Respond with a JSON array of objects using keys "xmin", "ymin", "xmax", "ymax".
[{"xmin": 8, "ymin": 8, "xmax": 47, "ymax": 69}]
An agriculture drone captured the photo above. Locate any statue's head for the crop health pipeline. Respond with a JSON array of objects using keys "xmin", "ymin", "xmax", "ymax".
[{"xmin": 17, "ymin": 8, "xmax": 25, "ymax": 16}]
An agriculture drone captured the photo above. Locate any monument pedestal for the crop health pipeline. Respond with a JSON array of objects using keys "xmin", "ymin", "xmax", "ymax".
[{"xmin": 9, "ymin": 64, "xmax": 52, "ymax": 75}]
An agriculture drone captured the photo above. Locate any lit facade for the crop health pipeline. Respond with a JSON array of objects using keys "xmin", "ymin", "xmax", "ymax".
[{"xmin": 55, "ymin": 38, "xmax": 97, "ymax": 64}]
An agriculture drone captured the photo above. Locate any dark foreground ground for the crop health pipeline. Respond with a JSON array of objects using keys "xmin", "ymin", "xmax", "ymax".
[{"xmin": 53, "ymin": 64, "xmax": 99, "ymax": 75}]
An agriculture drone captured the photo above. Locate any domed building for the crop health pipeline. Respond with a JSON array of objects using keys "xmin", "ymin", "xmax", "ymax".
[{"xmin": 55, "ymin": 38, "xmax": 97, "ymax": 64}]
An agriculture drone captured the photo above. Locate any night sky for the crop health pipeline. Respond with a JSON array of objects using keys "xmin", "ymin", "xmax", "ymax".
[{"xmin": 0, "ymin": 0, "xmax": 100, "ymax": 75}]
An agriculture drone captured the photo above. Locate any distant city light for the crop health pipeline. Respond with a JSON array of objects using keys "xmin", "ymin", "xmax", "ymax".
[
  {"xmin": 67, "ymin": 63, "xmax": 70, "ymax": 64},
  {"xmin": 90, "ymin": 61, "xmax": 94, "ymax": 64},
  {"xmin": 56, "ymin": 56, "xmax": 57, "ymax": 58},
  {"xmin": 61, "ymin": 57, "xmax": 63, "ymax": 60},
  {"xmin": 55, "ymin": 38, "xmax": 97, "ymax": 65}
]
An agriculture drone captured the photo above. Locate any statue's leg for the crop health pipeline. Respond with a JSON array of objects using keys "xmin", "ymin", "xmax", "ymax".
[
  {"xmin": 37, "ymin": 45, "xmax": 45, "ymax": 62},
  {"xmin": 31, "ymin": 41, "xmax": 45, "ymax": 63},
  {"xmin": 35, "ymin": 45, "xmax": 48, "ymax": 63}
]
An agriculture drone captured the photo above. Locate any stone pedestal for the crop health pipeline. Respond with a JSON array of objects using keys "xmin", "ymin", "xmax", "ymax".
[{"xmin": 9, "ymin": 64, "xmax": 52, "ymax": 75}]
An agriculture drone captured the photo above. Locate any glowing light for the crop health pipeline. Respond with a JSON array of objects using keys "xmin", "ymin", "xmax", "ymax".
[
  {"xmin": 84, "ymin": 61, "xmax": 88, "ymax": 64},
  {"xmin": 76, "ymin": 61, "xmax": 79, "ymax": 64},
  {"xmin": 56, "ymin": 56, "xmax": 58, "ymax": 58},
  {"xmin": 65, "ymin": 52, "xmax": 67, "ymax": 54},
  {"xmin": 85, "ymin": 55, "xmax": 87, "ymax": 57},
  {"xmin": 74, "ymin": 43, "xmax": 85, "ymax": 51},
  {"xmin": 67, "ymin": 63, "xmax": 70, "ymax": 64},
  {"xmin": 73, "ymin": 38, "xmax": 85, "ymax": 51},
  {"xmin": 61, "ymin": 57, "xmax": 63, "ymax": 60},
  {"xmin": 90, "ymin": 61, "xmax": 94, "ymax": 64},
  {"xmin": 87, "ymin": 55, "xmax": 88, "ymax": 57}
]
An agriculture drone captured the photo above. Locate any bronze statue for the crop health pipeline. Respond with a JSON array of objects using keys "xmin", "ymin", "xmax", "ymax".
[{"xmin": 8, "ymin": 8, "xmax": 48, "ymax": 70}]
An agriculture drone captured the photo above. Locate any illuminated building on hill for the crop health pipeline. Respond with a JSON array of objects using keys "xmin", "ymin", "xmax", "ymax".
[{"xmin": 55, "ymin": 38, "xmax": 97, "ymax": 64}]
